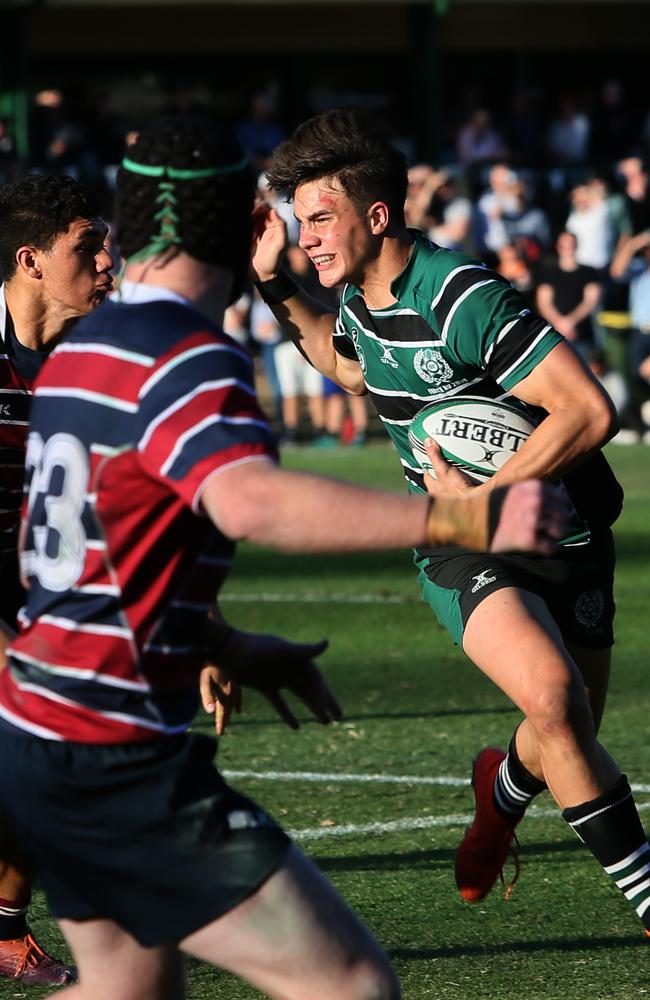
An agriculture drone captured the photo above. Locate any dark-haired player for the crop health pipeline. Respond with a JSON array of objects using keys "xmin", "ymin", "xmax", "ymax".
[
  {"xmin": 251, "ymin": 108, "xmax": 650, "ymax": 936},
  {"xmin": 0, "ymin": 173, "xmax": 112, "ymax": 984},
  {"xmin": 0, "ymin": 114, "xmax": 565, "ymax": 1000}
]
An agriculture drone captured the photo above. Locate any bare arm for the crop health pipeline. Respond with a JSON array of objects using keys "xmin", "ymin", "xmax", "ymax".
[
  {"xmin": 610, "ymin": 230, "xmax": 650, "ymax": 279},
  {"xmin": 566, "ymin": 281, "xmax": 601, "ymax": 325},
  {"xmin": 200, "ymin": 453, "xmax": 567, "ymax": 556},
  {"xmin": 251, "ymin": 206, "xmax": 365, "ymax": 393},
  {"xmin": 484, "ymin": 341, "xmax": 617, "ymax": 489}
]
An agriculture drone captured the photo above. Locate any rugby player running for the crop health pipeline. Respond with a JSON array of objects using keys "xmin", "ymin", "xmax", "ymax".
[
  {"xmin": 251, "ymin": 108, "xmax": 650, "ymax": 937},
  {"xmin": 0, "ymin": 174, "xmax": 113, "ymax": 985},
  {"xmin": 0, "ymin": 112, "xmax": 564, "ymax": 1000}
]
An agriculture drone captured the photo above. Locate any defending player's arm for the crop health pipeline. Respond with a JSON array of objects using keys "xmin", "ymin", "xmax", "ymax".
[
  {"xmin": 200, "ymin": 452, "xmax": 567, "ymax": 557},
  {"xmin": 251, "ymin": 205, "xmax": 364, "ymax": 393}
]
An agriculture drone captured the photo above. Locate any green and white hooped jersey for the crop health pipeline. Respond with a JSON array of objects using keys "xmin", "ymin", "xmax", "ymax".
[{"xmin": 333, "ymin": 234, "xmax": 561, "ymax": 496}]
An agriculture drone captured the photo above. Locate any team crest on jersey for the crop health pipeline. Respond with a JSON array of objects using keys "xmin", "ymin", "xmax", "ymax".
[
  {"xmin": 574, "ymin": 589, "xmax": 605, "ymax": 628},
  {"xmin": 414, "ymin": 349, "xmax": 453, "ymax": 390}
]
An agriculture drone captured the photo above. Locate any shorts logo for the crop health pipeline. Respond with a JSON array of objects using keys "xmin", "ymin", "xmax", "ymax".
[
  {"xmin": 471, "ymin": 569, "xmax": 497, "ymax": 593},
  {"xmin": 414, "ymin": 349, "xmax": 454, "ymax": 389},
  {"xmin": 574, "ymin": 589, "xmax": 605, "ymax": 628}
]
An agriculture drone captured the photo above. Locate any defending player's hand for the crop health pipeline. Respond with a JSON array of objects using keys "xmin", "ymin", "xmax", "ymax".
[
  {"xmin": 207, "ymin": 630, "xmax": 342, "ymax": 730},
  {"xmin": 200, "ymin": 663, "xmax": 242, "ymax": 735},
  {"xmin": 488, "ymin": 481, "xmax": 569, "ymax": 554},
  {"xmin": 251, "ymin": 203, "xmax": 289, "ymax": 283}
]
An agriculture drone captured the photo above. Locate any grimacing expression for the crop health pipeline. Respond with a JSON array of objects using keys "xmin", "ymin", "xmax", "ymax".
[
  {"xmin": 36, "ymin": 218, "xmax": 113, "ymax": 316},
  {"xmin": 294, "ymin": 178, "xmax": 380, "ymax": 289}
]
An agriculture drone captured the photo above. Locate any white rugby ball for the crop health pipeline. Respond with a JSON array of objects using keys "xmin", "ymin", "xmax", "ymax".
[{"xmin": 408, "ymin": 396, "xmax": 536, "ymax": 481}]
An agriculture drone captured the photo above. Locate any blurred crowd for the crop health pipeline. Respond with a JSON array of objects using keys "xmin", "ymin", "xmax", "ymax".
[{"xmin": 2, "ymin": 78, "xmax": 650, "ymax": 443}]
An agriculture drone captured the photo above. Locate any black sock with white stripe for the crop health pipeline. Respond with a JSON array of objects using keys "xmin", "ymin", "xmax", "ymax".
[
  {"xmin": 0, "ymin": 896, "xmax": 29, "ymax": 940},
  {"xmin": 562, "ymin": 774, "xmax": 650, "ymax": 932},
  {"xmin": 493, "ymin": 734, "xmax": 548, "ymax": 819}
]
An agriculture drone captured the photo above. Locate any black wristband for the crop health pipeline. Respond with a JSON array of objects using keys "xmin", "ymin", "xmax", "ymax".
[
  {"xmin": 487, "ymin": 486, "xmax": 509, "ymax": 545},
  {"xmin": 255, "ymin": 270, "xmax": 299, "ymax": 305}
]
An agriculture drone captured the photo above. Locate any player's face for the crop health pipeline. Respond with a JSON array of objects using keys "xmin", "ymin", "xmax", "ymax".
[
  {"xmin": 37, "ymin": 218, "xmax": 113, "ymax": 317},
  {"xmin": 294, "ymin": 179, "xmax": 377, "ymax": 288}
]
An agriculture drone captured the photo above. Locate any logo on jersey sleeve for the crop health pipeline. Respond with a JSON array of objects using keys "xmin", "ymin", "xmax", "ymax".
[
  {"xmin": 414, "ymin": 349, "xmax": 454, "ymax": 390},
  {"xmin": 350, "ymin": 327, "xmax": 367, "ymax": 375}
]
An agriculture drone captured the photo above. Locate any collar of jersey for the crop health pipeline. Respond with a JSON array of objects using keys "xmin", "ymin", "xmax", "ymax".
[{"xmin": 113, "ymin": 278, "xmax": 192, "ymax": 309}]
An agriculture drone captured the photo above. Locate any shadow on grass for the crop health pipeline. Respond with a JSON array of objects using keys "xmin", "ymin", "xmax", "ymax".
[
  {"xmin": 312, "ymin": 838, "xmax": 584, "ymax": 875},
  {"xmin": 207, "ymin": 703, "xmax": 518, "ymax": 729},
  {"xmin": 390, "ymin": 933, "xmax": 647, "ymax": 959}
]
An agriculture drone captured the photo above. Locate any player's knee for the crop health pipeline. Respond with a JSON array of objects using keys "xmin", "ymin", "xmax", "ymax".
[
  {"xmin": 522, "ymin": 672, "xmax": 592, "ymax": 741},
  {"xmin": 344, "ymin": 954, "xmax": 400, "ymax": 1000}
]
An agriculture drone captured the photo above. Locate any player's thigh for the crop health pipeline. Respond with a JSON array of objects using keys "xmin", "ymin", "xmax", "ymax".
[
  {"xmin": 462, "ymin": 586, "xmax": 587, "ymax": 719},
  {"xmin": 58, "ymin": 917, "xmax": 184, "ymax": 1000},
  {"xmin": 180, "ymin": 842, "xmax": 399, "ymax": 1000}
]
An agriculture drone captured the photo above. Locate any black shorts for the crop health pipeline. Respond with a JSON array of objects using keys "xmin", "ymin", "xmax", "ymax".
[
  {"xmin": 414, "ymin": 530, "xmax": 615, "ymax": 650},
  {"xmin": 0, "ymin": 730, "xmax": 290, "ymax": 947}
]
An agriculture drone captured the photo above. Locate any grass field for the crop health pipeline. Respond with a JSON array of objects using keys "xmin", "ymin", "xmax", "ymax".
[{"xmin": 8, "ymin": 442, "xmax": 650, "ymax": 999}]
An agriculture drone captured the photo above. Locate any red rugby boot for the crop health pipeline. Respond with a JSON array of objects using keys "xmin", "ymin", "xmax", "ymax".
[
  {"xmin": 455, "ymin": 747, "xmax": 522, "ymax": 902},
  {"xmin": 0, "ymin": 930, "xmax": 76, "ymax": 985}
]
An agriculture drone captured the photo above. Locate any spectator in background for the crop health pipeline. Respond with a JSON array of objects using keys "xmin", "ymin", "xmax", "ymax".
[
  {"xmin": 610, "ymin": 229, "xmax": 650, "ymax": 440},
  {"xmin": 236, "ymin": 91, "xmax": 286, "ymax": 173},
  {"xmin": 249, "ymin": 289, "xmax": 285, "ymax": 431},
  {"xmin": 616, "ymin": 157, "xmax": 650, "ymax": 235},
  {"xmin": 321, "ymin": 379, "xmax": 369, "ymax": 448},
  {"xmin": 496, "ymin": 243, "xmax": 535, "ymax": 307},
  {"xmin": 536, "ymin": 231, "xmax": 602, "ymax": 360},
  {"xmin": 566, "ymin": 182, "xmax": 612, "ymax": 271},
  {"xmin": 456, "ymin": 109, "xmax": 508, "ymax": 168},
  {"xmin": 474, "ymin": 164, "xmax": 519, "ymax": 257},
  {"xmin": 403, "ymin": 165, "xmax": 471, "ymax": 252},
  {"xmin": 590, "ymin": 81, "xmax": 637, "ymax": 167},
  {"xmin": 505, "ymin": 89, "xmax": 545, "ymax": 167},
  {"xmin": 456, "ymin": 109, "xmax": 508, "ymax": 197},
  {"xmin": 547, "ymin": 94, "xmax": 591, "ymax": 168}
]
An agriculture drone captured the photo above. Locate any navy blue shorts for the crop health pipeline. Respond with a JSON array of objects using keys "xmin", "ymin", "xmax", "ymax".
[
  {"xmin": 414, "ymin": 530, "xmax": 616, "ymax": 650},
  {"xmin": 0, "ymin": 731, "xmax": 290, "ymax": 947}
]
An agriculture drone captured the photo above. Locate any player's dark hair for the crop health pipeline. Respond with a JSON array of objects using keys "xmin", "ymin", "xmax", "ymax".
[
  {"xmin": 0, "ymin": 175, "xmax": 100, "ymax": 282},
  {"xmin": 115, "ymin": 113, "xmax": 255, "ymax": 296},
  {"xmin": 266, "ymin": 109, "xmax": 408, "ymax": 222}
]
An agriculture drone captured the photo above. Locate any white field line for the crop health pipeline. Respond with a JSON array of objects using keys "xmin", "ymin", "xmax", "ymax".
[
  {"xmin": 218, "ymin": 593, "xmax": 413, "ymax": 604},
  {"xmin": 221, "ymin": 769, "xmax": 650, "ymax": 842}
]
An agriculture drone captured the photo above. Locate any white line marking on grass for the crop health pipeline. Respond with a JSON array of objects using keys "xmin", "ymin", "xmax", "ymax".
[
  {"xmin": 218, "ymin": 593, "xmax": 413, "ymax": 604},
  {"xmin": 223, "ymin": 769, "xmax": 470, "ymax": 786},
  {"xmin": 288, "ymin": 801, "xmax": 650, "ymax": 842},
  {"xmin": 223, "ymin": 769, "xmax": 650, "ymax": 796}
]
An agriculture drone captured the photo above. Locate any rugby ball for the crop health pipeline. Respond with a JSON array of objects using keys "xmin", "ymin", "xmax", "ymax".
[{"xmin": 408, "ymin": 396, "xmax": 536, "ymax": 482}]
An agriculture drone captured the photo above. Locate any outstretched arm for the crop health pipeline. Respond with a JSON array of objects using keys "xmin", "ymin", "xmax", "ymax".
[{"xmin": 251, "ymin": 205, "xmax": 364, "ymax": 392}]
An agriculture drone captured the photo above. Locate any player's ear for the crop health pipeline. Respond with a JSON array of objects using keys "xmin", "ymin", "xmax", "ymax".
[
  {"xmin": 367, "ymin": 201, "xmax": 390, "ymax": 236},
  {"xmin": 15, "ymin": 246, "xmax": 43, "ymax": 279}
]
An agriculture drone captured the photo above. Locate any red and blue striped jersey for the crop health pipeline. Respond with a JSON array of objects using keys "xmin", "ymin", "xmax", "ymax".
[{"xmin": 0, "ymin": 287, "xmax": 277, "ymax": 743}]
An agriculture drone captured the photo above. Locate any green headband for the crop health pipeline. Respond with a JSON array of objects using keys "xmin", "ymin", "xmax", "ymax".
[
  {"xmin": 121, "ymin": 156, "xmax": 249, "ymax": 179},
  {"xmin": 120, "ymin": 155, "xmax": 248, "ymax": 263}
]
